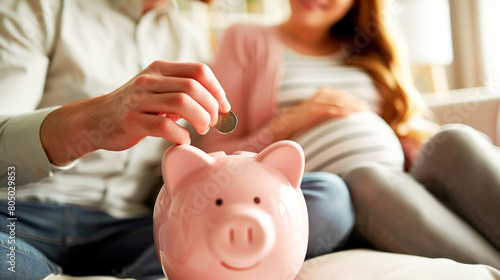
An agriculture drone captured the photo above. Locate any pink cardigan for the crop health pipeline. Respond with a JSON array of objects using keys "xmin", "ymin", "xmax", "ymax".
[{"xmin": 200, "ymin": 24, "xmax": 285, "ymax": 154}]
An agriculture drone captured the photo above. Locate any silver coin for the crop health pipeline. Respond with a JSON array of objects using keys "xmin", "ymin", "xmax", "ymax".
[{"xmin": 215, "ymin": 111, "xmax": 237, "ymax": 134}]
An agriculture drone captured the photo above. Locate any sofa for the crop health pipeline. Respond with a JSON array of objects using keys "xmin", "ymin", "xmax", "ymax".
[
  {"xmin": 43, "ymin": 88, "xmax": 500, "ymax": 279},
  {"xmin": 422, "ymin": 86, "xmax": 500, "ymax": 146}
]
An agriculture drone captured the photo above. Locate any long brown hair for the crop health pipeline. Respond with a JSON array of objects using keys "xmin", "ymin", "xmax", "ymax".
[{"xmin": 332, "ymin": 0, "xmax": 431, "ymax": 140}]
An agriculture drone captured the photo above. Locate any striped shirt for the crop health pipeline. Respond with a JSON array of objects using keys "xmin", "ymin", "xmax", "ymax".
[{"xmin": 280, "ymin": 47, "xmax": 405, "ymax": 176}]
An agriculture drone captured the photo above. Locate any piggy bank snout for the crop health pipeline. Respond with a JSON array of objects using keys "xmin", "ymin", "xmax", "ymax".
[{"xmin": 209, "ymin": 208, "xmax": 276, "ymax": 268}]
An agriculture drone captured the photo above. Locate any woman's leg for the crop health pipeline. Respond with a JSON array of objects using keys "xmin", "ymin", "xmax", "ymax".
[
  {"xmin": 411, "ymin": 124, "xmax": 500, "ymax": 250},
  {"xmin": 301, "ymin": 172, "xmax": 355, "ymax": 259},
  {"xmin": 344, "ymin": 162, "xmax": 500, "ymax": 270}
]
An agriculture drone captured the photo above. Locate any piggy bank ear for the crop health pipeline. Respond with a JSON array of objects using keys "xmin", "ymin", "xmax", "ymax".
[
  {"xmin": 255, "ymin": 140, "xmax": 304, "ymax": 189},
  {"xmin": 162, "ymin": 145, "xmax": 215, "ymax": 196}
]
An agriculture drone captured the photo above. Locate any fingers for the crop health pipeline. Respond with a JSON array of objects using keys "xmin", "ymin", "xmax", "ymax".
[
  {"xmin": 114, "ymin": 60, "xmax": 232, "ymax": 143},
  {"xmin": 308, "ymin": 103, "xmax": 349, "ymax": 118},
  {"xmin": 92, "ymin": 61, "xmax": 230, "ymax": 152},
  {"xmin": 138, "ymin": 76, "xmax": 220, "ymax": 127},
  {"xmin": 147, "ymin": 61, "xmax": 231, "ymax": 112},
  {"xmin": 314, "ymin": 87, "xmax": 369, "ymax": 113},
  {"xmin": 138, "ymin": 92, "xmax": 211, "ymax": 135},
  {"xmin": 135, "ymin": 114, "xmax": 191, "ymax": 145}
]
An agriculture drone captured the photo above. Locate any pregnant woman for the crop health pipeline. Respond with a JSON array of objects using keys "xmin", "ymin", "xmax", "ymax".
[{"xmin": 200, "ymin": 0, "xmax": 500, "ymax": 269}]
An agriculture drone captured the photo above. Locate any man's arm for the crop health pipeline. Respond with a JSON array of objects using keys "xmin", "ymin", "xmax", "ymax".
[
  {"xmin": 40, "ymin": 60, "xmax": 231, "ymax": 166},
  {"xmin": 0, "ymin": 0, "xmax": 62, "ymax": 186}
]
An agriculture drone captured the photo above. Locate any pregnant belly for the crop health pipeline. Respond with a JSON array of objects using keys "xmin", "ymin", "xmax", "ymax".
[{"xmin": 293, "ymin": 111, "xmax": 404, "ymax": 176}]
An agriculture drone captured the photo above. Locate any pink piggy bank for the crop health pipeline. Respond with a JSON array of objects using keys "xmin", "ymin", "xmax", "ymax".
[{"xmin": 153, "ymin": 140, "xmax": 309, "ymax": 280}]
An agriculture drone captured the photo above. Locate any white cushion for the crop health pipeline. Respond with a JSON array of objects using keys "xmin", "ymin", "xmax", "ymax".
[
  {"xmin": 43, "ymin": 249, "xmax": 500, "ymax": 280},
  {"xmin": 297, "ymin": 249, "xmax": 500, "ymax": 280}
]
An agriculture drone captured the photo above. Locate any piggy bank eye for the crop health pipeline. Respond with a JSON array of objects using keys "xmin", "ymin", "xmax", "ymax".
[
  {"xmin": 216, "ymin": 198, "xmax": 223, "ymax": 206},
  {"xmin": 254, "ymin": 197, "xmax": 260, "ymax": 204}
]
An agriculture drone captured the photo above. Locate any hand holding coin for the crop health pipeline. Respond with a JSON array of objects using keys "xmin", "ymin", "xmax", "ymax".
[
  {"xmin": 215, "ymin": 111, "xmax": 237, "ymax": 134},
  {"xmin": 162, "ymin": 111, "xmax": 236, "ymax": 134}
]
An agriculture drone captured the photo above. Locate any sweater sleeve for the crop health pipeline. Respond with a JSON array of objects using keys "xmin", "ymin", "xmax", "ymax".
[{"xmin": 199, "ymin": 24, "xmax": 277, "ymax": 154}]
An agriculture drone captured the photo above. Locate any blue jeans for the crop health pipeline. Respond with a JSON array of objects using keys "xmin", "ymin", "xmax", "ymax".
[
  {"xmin": 301, "ymin": 172, "xmax": 355, "ymax": 258},
  {"xmin": 0, "ymin": 202, "xmax": 156, "ymax": 279},
  {"xmin": 0, "ymin": 172, "xmax": 354, "ymax": 279},
  {"xmin": 0, "ymin": 231, "xmax": 62, "ymax": 280}
]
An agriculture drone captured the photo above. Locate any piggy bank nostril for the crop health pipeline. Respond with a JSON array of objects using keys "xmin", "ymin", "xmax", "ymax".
[
  {"xmin": 248, "ymin": 227, "xmax": 253, "ymax": 243},
  {"xmin": 230, "ymin": 229, "xmax": 235, "ymax": 244}
]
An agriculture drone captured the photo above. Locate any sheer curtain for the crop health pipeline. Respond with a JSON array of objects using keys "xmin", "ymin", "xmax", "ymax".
[
  {"xmin": 448, "ymin": 0, "xmax": 500, "ymax": 90},
  {"xmin": 476, "ymin": 0, "xmax": 500, "ymax": 89}
]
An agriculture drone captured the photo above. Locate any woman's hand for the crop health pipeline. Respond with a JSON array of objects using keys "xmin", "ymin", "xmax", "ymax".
[
  {"xmin": 40, "ymin": 60, "xmax": 230, "ymax": 166},
  {"xmin": 270, "ymin": 86, "xmax": 368, "ymax": 141}
]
